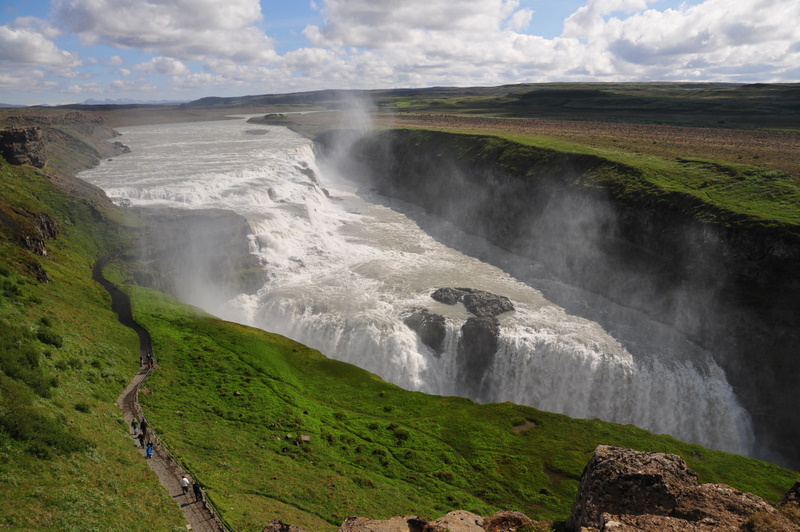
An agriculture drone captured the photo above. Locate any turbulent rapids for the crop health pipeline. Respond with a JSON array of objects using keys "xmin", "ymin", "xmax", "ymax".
[{"xmin": 80, "ymin": 117, "xmax": 754, "ymax": 456}]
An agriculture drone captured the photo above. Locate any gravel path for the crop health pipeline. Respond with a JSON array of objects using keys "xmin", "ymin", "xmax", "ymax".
[{"xmin": 94, "ymin": 255, "xmax": 227, "ymax": 532}]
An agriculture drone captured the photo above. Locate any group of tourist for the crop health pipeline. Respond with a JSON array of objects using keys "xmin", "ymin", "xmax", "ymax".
[{"xmin": 132, "ymin": 417, "xmax": 203, "ymax": 501}]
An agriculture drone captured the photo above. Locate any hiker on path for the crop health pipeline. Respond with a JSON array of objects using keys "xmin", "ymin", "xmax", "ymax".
[
  {"xmin": 131, "ymin": 419, "xmax": 138, "ymax": 435},
  {"xmin": 140, "ymin": 418, "xmax": 148, "ymax": 434},
  {"xmin": 181, "ymin": 476, "xmax": 190, "ymax": 496},
  {"xmin": 193, "ymin": 482, "xmax": 203, "ymax": 503},
  {"xmin": 137, "ymin": 432, "xmax": 146, "ymax": 448},
  {"xmin": 146, "ymin": 446, "xmax": 153, "ymax": 459}
]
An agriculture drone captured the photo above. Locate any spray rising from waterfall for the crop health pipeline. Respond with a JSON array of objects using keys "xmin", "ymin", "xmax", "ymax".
[{"xmin": 78, "ymin": 116, "xmax": 755, "ymax": 457}]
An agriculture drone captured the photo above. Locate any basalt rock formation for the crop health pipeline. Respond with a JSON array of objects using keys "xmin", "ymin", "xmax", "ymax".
[
  {"xmin": 0, "ymin": 126, "xmax": 48, "ymax": 168},
  {"xmin": 567, "ymin": 445, "xmax": 799, "ymax": 531},
  {"xmin": 403, "ymin": 308, "xmax": 447, "ymax": 355},
  {"xmin": 404, "ymin": 288, "xmax": 514, "ymax": 399}
]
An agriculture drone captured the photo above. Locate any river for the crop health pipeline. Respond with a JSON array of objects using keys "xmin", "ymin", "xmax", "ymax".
[{"xmin": 79, "ymin": 116, "xmax": 754, "ymax": 456}]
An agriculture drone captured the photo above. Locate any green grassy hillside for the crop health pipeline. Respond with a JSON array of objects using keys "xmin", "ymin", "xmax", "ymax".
[
  {"xmin": 0, "ymin": 156, "xmax": 186, "ymax": 530},
  {"xmin": 122, "ymin": 283, "xmax": 797, "ymax": 531}
]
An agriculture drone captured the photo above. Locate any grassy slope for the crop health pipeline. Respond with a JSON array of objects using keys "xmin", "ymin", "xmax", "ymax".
[
  {"xmin": 124, "ymin": 284, "xmax": 797, "ymax": 532},
  {"xmin": 0, "ymin": 159, "xmax": 186, "ymax": 529}
]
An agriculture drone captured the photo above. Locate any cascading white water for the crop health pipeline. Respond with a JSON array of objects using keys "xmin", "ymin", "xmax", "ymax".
[{"xmin": 80, "ymin": 117, "xmax": 754, "ymax": 456}]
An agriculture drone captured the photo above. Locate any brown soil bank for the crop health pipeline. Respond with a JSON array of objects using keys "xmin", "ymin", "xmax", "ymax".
[{"xmin": 317, "ymin": 128, "xmax": 800, "ymax": 469}]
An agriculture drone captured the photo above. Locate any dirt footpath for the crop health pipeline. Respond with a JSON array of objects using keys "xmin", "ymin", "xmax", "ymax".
[{"xmin": 94, "ymin": 255, "xmax": 227, "ymax": 532}]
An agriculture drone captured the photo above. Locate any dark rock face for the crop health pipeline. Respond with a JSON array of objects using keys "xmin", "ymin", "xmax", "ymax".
[
  {"xmin": 431, "ymin": 287, "xmax": 514, "ymax": 317},
  {"xmin": 404, "ymin": 309, "xmax": 447, "ymax": 355},
  {"xmin": 567, "ymin": 445, "xmax": 797, "ymax": 532},
  {"xmin": 0, "ymin": 127, "xmax": 47, "ymax": 168},
  {"xmin": 0, "ymin": 203, "xmax": 59, "ymax": 283},
  {"xmin": 113, "ymin": 141, "xmax": 131, "ymax": 153},
  {"xmin": 427, "ymin": 287, "xmax": 513, "ymax": 397},
  {"xmin": 780, "ymin": 482, "xmax": 800, "ymax": 507},
  {"xmin": 456, "ymin": 316, "xmax": 499, "ymax": 397},
  {"xmin": 21, "ymin": 212, "xmax": 60, "ymax": 257}
]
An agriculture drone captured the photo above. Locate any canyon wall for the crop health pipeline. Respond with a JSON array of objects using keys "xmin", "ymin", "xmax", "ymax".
[{"xmin": 317, "ymin": 129, "xmax": 800, "ymax": 468}]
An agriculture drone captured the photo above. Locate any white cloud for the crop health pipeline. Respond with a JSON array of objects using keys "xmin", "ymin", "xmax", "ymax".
[
  {"xmin": 306, "ymin": 0, "xmax": 530, "ymax": 48},
  {"xmin": 560, "ymin": 0, "xmax": 800, "ymax": 80},
  {"xmin": 0, "ymin": 24, "xmax": 81, "ymax": 68},
  {"xmin": 108, "ymin": 55, "xmax": 124, "ymax": 66},
  {"xmin": 135, "ymin": 56, "xmax": 191, "ymax": 76},
  {"xmin": 506, "ymin": 8, "xmax": 534, "ymax": 32},
  {"xmin": 54, "ymin": 0, "xmax": 277, "ymax": 67}
]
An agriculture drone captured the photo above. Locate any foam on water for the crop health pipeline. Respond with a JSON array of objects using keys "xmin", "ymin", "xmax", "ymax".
[{"xmin": 80, "ymin": 117, "xmax": 754, "ymax": 456}]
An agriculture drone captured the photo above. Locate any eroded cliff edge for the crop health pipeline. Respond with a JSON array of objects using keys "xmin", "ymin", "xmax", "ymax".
[{"xmin": 316, "ymin": 129, "xmax": 800, "ymax": 469}]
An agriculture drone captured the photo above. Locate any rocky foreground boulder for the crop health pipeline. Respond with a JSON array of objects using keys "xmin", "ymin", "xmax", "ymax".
[{"xmin": 567, "ymin": 445, "xmax": 800, "ymax": 531}]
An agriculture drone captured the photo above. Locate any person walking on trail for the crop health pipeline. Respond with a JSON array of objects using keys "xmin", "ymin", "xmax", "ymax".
[
  {"xmin": 137, "ymin": 432, "xmax": 146, "ymax": 448},
  {"xmin": 140, "ymin": 418, "xmax": 148, "ymax": 435},
  {"xmin": 180, "ymin": 476, "xmax": 190, "ymax": 496},
  {"xmin": 193, "ymin": 482, "xmax": 203, "ymax": 503},
  {"xmin": 146, "ymin": 445, "xmax": 153, "ymax": 459},
  {"xmin": 131, "ymin": 419, "xmax": 138, "ymax": 435}
]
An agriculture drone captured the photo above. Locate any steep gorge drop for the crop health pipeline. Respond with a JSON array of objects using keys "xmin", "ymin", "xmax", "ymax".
[{"xmin": 79, "ymin": 118, "xmax": 755, "ymax": 460}]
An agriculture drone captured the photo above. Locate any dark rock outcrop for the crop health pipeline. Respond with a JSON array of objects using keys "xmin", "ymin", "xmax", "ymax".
[
  {"xmin": 0, "ymin": 126, "xmax": 47, "ymax": 168},
  {"xmin": 426, "ymin": 287, "xmax": 512, "ymax": 398},
  {"xmin": 567, "ymin": 445, "xmax": 798, "ymax": 532},
  {"xmin": 431, "ymin": 287, "xmax": 514, "ymax": 317},
  {"xmin": 780, "ymin": 482, "xmax": 800, "ymax": 508},
  {"xmin": 0, "ymin": 203, "xmax": 59, "ymax": 285},
  {"xmin": 456, "ymin": 315, "xmax": 499, "ymax": 397},
  {"xmin": 113, "ymin": 140, "xmax": 130, "ymax": 153},
  {"xmin": 404, "ymin": 308, "xmax": 447, "ymax": 355}
]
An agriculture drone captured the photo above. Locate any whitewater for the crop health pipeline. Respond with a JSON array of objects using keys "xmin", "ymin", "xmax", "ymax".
[{"xmin": 79, "ymin": 116, "xmax": 754, "ymax": 456}]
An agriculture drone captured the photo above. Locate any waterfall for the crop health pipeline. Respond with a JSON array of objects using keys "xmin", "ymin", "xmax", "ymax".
[{"xmin": 79, "ymin": 117, "xmax": 755, "ymax": 457}]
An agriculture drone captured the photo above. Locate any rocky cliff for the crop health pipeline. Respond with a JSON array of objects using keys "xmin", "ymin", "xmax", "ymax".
[
  {"xmin": 316, "ymin": 129, "xmax": 800, "ymax": 468},
  {"xmin": 0, "ymin": 126, "xmax": 48, "ymax": 168}
]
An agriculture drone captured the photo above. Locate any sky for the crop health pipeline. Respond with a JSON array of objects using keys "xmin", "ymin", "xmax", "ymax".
[{"xmin": 1, "ymin": 0, "xmax": 798, "ymax": 105}]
